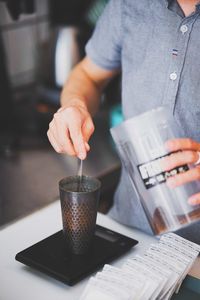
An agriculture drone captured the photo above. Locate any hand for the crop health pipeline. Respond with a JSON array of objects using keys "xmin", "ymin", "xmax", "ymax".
[
  {"xmin": 47, "ymin": 104, "xmax": 95, "ymax": 160},
  {"xmin": 162, "ymin": 138, "xmax": 200, "ymax": 205}
]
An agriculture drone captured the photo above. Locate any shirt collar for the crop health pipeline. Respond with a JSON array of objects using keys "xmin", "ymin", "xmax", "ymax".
[
  {"xmin": 164, "ymin": 0, "xmax": 174, "ymax": 7},
  {"xmin": 196, "ymin": 2, "xmax": 200, "ymax": 11}
]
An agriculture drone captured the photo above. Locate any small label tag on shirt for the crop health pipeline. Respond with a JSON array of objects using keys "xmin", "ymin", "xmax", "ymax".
[{"xmin": 137, "ymin": 153, "xmax": 189, "ymax": 189}]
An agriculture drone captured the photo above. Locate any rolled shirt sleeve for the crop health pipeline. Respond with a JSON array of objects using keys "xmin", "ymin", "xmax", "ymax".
[{"xmin": 85, "ymin": 0, "xmax": 122, "ymax": 70}]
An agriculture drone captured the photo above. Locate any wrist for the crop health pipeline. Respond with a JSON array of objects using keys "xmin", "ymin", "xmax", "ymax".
[{"xmin": 60, "ymin": 96, "xmax": 88, "ymax": 112}]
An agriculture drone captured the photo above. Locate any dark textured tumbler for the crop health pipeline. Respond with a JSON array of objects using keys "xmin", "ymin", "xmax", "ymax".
[{"xmin": 59, "ymin": 175, "xmax": 101, "ymax": 255}]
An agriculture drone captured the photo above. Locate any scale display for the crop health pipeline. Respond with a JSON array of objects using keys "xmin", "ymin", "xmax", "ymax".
[{"xmin": 15, "ymin": 225, "xmax": 138, "ymax": 286}]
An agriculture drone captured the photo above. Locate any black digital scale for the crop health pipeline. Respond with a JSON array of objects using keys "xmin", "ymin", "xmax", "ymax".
[{"xmin": 15, "ymin": 225, "xmax": 138, "ymax": 286}]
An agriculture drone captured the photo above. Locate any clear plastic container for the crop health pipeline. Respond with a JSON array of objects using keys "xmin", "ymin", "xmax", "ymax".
[{"xmin": 111, "ymin": 107, "xmax": 200, "ymax": 235}]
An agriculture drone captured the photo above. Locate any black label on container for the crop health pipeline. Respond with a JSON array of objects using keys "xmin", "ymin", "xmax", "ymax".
[{"xmin": 137, "ymin": 154, "xmax": 189, "ymax": 189}]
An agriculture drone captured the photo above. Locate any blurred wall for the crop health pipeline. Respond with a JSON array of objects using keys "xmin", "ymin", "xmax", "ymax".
[{"xmin": 0, "ymin": 0, "xmax": 50, "ymax": 88}]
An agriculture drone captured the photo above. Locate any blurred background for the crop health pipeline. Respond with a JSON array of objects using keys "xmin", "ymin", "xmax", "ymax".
[{"xmin": 0, "ymin": 0, "xmax": 123, "ymax": 228}]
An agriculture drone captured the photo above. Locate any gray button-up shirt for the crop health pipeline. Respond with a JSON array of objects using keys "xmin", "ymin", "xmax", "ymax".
[{"xmin": 86, "ymin": 0, "xmax": 200, "ymax": 242}]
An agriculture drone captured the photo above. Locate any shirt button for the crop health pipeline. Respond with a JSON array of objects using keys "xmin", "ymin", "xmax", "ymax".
[
  {"xmin": 180, "ymin": 24, "xmax": 188, "ymax": 34},
  {"xmin": 170, "ymin": 72, "xmax": 177, "ymax": 81}
]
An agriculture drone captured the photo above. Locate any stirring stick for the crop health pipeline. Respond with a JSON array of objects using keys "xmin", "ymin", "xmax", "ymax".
[{"xmin": 77, "ymin": 159, "xmax": 83, "ymax": 192}]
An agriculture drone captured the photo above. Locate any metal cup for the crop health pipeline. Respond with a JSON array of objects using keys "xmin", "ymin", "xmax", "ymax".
[{"xmin": 59, "ymin": 175, "xmax": 101, "ymax": 255}]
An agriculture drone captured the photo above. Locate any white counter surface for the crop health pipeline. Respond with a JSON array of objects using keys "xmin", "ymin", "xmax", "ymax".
[{"xmin": 0, "ymin": 201, "xmax": 199, "ymax": 300}]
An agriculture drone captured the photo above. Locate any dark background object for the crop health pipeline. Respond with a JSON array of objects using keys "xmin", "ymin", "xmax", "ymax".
[
  {"xmin": 0, "ymin": 30, "xmax": 13, "ymax": 132},
  {"xmin": 0, "ymin": 0, "xmax": 35, "ymax": 20},
  {"xmin": 0, "ymin": 30, "xmax": 19, "ymax": 158},
  {"xmin": 49, "ymin": 0, "xmax": 93, "ymax": 26}
]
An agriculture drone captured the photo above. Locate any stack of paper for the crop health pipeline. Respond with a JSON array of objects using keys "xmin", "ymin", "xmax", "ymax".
[{"xmin": 80, "ymin": 233, "xmax": 200, "ymax": 300}]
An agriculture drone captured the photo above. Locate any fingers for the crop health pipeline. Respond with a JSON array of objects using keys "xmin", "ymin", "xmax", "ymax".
[
  {"xmin": 50, "ymin": 117, "xmax": 76, "ymax": 155},
  {"xmin": 161, "ymin": 151, "xmax": 199, "ymax": 171},
  {"xmin": 165, "ymin": 138, "xmax": 200, "ymax": 152},
  {"xmin": 66, "ymin": 109, "xmax": 94, "ymax": 159},
  {"xmin": 68, "ymin": 120, "xmax": 87, "ymax": 160},
  {"xmin": 163, "ymin": 139, "xmax": 200, "ymax": 206},
  {"xmin": 167, "ymin": 166, "xmax": 200, "ymax": 188},
  {"xmin": 85, "ymin": 142, "xmax": 90, "ymax": 151},
  {"xmin": 47, "ymin": 106, "xmax": 95, "ymax": 159},
  {"xmin": 188, "ymin": 193, "xmax": 200, "ymax": 205},
  {"xmin": 47, "ymin": 126, "xmax": 76, "ymax": 155},
  {"xmin": 47, "ymin": 130, "xmax": 61, "ymax": 153},
  {"xmin": 82, "ymin": 117, "xmax": 95, "ymax": 142}
]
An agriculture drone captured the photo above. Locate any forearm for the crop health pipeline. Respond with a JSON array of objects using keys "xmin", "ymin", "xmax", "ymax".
[
  {"xmin": 61, "ymin": 61, "xmax": 105, "ymax": 116},
  {"xmin": 48, "ymin": 57, "xmax": 118, "ymax": 158}
]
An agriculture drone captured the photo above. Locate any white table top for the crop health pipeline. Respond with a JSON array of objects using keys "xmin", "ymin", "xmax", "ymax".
[{"xmin": 0, "ymin": 201, "xmax": 199, "ymax": 300}]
